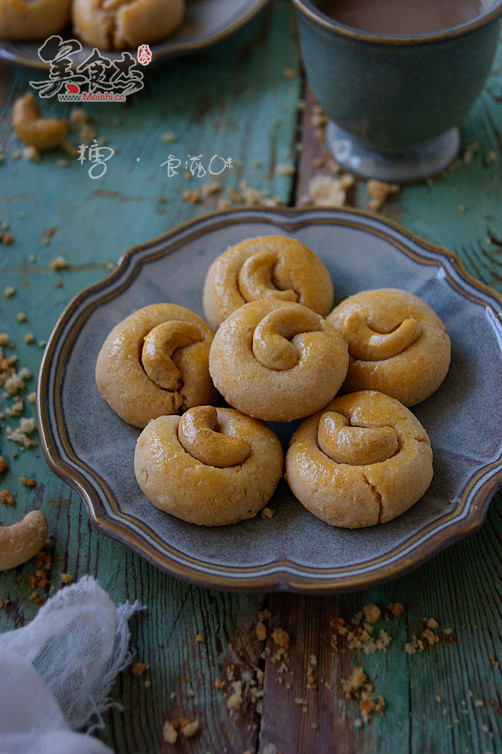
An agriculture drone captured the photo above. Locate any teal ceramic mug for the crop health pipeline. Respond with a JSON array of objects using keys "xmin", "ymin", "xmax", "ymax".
[{"xmin": 292, "ymin": 0, "xmax": 502, "ymax": 181}]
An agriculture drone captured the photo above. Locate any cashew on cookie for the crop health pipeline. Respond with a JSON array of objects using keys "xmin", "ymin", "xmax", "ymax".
[
  {"xmin": 134, "ymin": 406, "xmax": 283, "ymax": 526},
  {"xmin": 285, "ymin": 390, "xmax": 433, "ymax": 528},
  {"xmin": 95, "ymin": 304, "xmax": 216, "ymax": 427},
  {"xmin": 202, "ymin": 235, "xmax": 334, "ymax": 330},
  {"xmin": 209, "ymin": 300, "xmax": 349, "ymax": 422},
  {"xmin": 327, "ymin": 288, "xmax": 451, "ymax": 406}
]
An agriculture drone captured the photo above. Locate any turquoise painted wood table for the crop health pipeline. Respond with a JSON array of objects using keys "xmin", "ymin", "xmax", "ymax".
[{"xmin": 0, "ymin": 2, "xmax": 501, "ymax": 752}]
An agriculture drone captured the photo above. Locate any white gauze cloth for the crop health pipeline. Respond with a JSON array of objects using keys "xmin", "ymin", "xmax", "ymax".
[{"xmin": 0, "ymin": 575, "xmax": 144, "ymax": 754}]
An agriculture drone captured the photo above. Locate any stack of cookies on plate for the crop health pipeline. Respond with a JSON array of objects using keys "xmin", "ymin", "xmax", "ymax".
[{"xmin": 95, "ymin": 235, "xmax": 451, "ymax": 529}]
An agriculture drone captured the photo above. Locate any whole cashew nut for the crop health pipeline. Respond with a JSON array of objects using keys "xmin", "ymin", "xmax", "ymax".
[
  {"xmin": 0, "ymin": 510, "xmax": 48, "ymax": 571},
  {"xmin": 178, "ymin": 406, "xmax": 251, "ymax": 467},
  {"xmin": 318, "ymin": 411, "xmax": 399, "ymax": 465},
  {"xmin": 238, "ymin": 250, "xmax": 298, "ymax": 304},
  {"xmin": 252, "ymin": 304, "xmax": 322, "ymax": 370},
  {"xmin": 343, "ymin": 311, "xmax": 422, "ymax": 361},
  {"xmin": 141, "ymin": 321, "xmax": 202, "ymax": 390},
  {"xmin": 12, "ymin": 94, "xmax": 68, "ymax": 151}
]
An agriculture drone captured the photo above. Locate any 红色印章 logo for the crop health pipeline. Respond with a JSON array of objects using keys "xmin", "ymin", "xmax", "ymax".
[{"xmin": 29, "ymin": 36, "xmax": 151, "ymax": 103}]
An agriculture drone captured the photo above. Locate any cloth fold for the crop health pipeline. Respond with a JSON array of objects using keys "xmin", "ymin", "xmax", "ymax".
[{"xmin": 0, "ymin": 576, "xmax": 144, "ymax": 754}]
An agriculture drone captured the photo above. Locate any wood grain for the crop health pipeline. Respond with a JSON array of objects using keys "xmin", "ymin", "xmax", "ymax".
[{"xmin": 0, "ymin": 2, "xmax": 501, "ymax": 753}]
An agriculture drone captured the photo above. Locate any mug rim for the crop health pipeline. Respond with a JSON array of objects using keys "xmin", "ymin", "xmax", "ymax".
[{"xmin": 292, "ymin": 0, "xmax": 502, "ymax": 45}]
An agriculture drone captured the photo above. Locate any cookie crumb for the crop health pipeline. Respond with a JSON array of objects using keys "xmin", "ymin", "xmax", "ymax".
[
  {"xmin": 50, "ymin": 256, "xmax": 69, "ymax": 270},
  {"xmin": 162, "ymin": 720, "xmax": 177, "ymax": 744},
  {"xmin": 61, "ymin": 573, "xmax": 73, "ymax": 584},
  {"xmin": 256, "ymin": 621, "xmax": 267, "ymax": 641},
  {"xmin": 181, "ymin": 720, "xmax": 199, "ymax": 738},
  {"xmin": 131, "ymin": 661, "xmax": 148, "ymax": 676},
  {"xmin": 262, "ymin": 507, "xmax": 275, "ymax": 518}
]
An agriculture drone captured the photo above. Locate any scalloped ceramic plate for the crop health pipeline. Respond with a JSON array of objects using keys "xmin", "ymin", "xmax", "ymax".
[
  {"xmin": 37, "ymin": 207, "xmax": 502, "ymax": 592},
  {"xmin": 0, "ymin": 0, "xmax": 268, "ymax": 69}
]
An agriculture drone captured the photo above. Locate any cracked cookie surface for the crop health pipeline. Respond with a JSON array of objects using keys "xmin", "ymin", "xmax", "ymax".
[
  {"xmin": 134, "ymin": 406, "xmax": 283, "ymax": 526},
  {"xmin": 285, "ymin": 390, "xmax": 433, "ymax": 528}
]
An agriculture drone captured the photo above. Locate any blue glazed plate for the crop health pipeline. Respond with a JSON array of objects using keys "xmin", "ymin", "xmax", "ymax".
[
  {"xmin": 0, "ymin": 0, "xmax": 268, "ymax": 70},
  {"xmin": 37, "ymin": 207, "xmax": 502, "ymax": 592}
]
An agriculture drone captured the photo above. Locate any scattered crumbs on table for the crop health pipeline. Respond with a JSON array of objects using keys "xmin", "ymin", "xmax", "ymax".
[
  {"xmin": 256, "ymin": 620, "xmax": 267, "ymax": 641},
  {"xmin": 23, "ymin": 146, "xmax": 41, "ymax": 163},
  {"xmin": 303, "ymin": 173, "xmax": 354, "ymax": 208},
  {"xmin": 214, "ymin": 678, "xmax": 223, "ymax": 689},
  {"xmin": 182, "ymin": 189, "xmax": 201, "ymax": 204},
  {"xmin": 262, "ymin": 507, "xmax": 275, "ymax": 518},
  {"xmin": 16, "ymin": 312, "xmax": 27, "ymax": 322},
  {"xmin": 195, "ymin": 633, "xmax": 205, "ymax": 643},
  {"xmin": 426, "ymin": 617, "xmax": 439, "ymax": 629},
  {"xmin": 131, "ymin": 661, "xmax": 148, "ymax": 676},
  {"xmin": 181, "ymin": 720, "xmax": 199, "ymax": 738},
  {"xmin": 161, "ymin": 132, "xmax": 177, "ymax": 143},
  {"xmin": 202, "ymin": 181, "xmax": 221, "ymax": 198},
  {"xmin": 366, "ymin": 179, "xmax": 400, "ymax": 212},
  {"xmin": 50, "ymin": 255, "xmax": 69, "ymax": 270},
  {"xmin": 388, "ymin": 602, "xmax": 404, "ymax": 617},
  {"xmin": 282, "ymin": 68, "xmax": 296, "ymax": 79},
  {"xmin": 0, "ymin": 456, "xmax": 9, "ymax": 474},
  {"xmin": 483, "ymin": 150, "xmax": 497, "ymax": 166},
  {"xmin": 144, "ymin": 679, "xmax": 151, "ymax": 688},
  {"xmin": 277, "ymin": 164, "xmax": 296, "ymax": 176},
  {"xmin": 61, "ymin": 573, "xmax": 73, "ymax": 585},
  {"xmin": 24, "ymin": 334, "xmax": 35, "ymax": 345},
  {"xmin": 3, "ymin": 232, "xmax": 13, "ymax": 245},
  {"xmin": 162, "ymin": 720, "xmax": 177, "ymax": 744},
  {"xmin": 19, "ymin": 476, "xmax": 35, "ymax": 488},
  {"xmin": 0, "ymin": 489, "xmax": 15, "ymax": 506},
  {"xmin": 7, "ymin": 417, "xmax": 37, "ymax": 448},
  {"xmin": 4, "ymin": 287, "xmax": 15, "ymax": 298}
]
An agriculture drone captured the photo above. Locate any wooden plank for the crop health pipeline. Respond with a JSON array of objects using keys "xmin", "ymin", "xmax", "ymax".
[
  {"xmin": 0, "ymin": 2, "xmax": 301, "ymax": 752},
  {"xmin": 255, "ymin": 34, "xmax": 502, "ymax": 754}
]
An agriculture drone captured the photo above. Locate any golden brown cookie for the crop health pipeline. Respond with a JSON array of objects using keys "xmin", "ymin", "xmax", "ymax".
[
  {"xmin": 202, "ymin": 235, "xmax": 334, "ymax": 330},
  {"xmin": 0, "ymin": 0, "xmax": 71, "ymax": 39},
  {"xmin": 134, "ymin": 405, "xmax": 283, "ymax": 526},
  {"xmin": 285, "ymin": 390, "xmax": 433, "ymax": 528},
  {"xmin": 209, "ymin": 300, "xmax": 349, "ymax": 422},
  {"xmin": 96, "ymin": 304, "xmax": 216, "ymax": 427},
  {"xmin": 72, "ymin": 0, "xmax": 185, "ymax": 50},
  {"xmin": 328, "ymin": 288, "xmax": 450, "ymax": 406}
]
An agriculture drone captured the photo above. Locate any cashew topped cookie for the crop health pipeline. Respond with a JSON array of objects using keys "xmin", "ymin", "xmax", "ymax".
[
  {"xmin": 328, "ymin": 289, "xmax": 450, "ymax": 406},
  {"xmin": 134, "ymin": 406, "xmax": 283, "ymax": 526},
  {"xmin": 285, "ymin": 390, "xmax": 433, "ymax": 528},
  {"xmin": 209, "ymin": 300, "xmax": 349, "ymax": 422},
  {"xmin": 96, "ymin": 304, "xmax": 216, "ymax": 427},
  {"xmin": 203, "ymin": 235, "xmax": 334, "ymax": 330}
]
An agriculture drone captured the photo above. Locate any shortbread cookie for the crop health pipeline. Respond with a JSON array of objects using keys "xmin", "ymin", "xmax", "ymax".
[
  {"xmin": 285, "ymin": 390, "xmax": 433, "ymax": 528},
  {"xmin": 96, "ymin": 304, "xmax": 216, "ymax": 427},
  {"xmin": 0, "ymin": 0, "xmax": 71, "ymax": 39},
  {"xmin": 73, "ymin": 0, "xmax": 185, "ymax": 50},
  {"xmin": 209, "ymin": 300, "xmax": 348, "ymax": 422},
  {"xmin": 203, "ymin": 235, "xmax": 334, "ymax": 330},
  {"xmin": 134, "ymin": 405, "xmax": 283, "ymax": 526},
  {"xmin": 328, "ymin": 288, "xmax": 450, "ymax": 406}
]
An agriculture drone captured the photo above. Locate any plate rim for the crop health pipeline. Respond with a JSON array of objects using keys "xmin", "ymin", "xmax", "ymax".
[
  {"xmin": 0, "ymin": 0, "xmax": 269, "ymax": 70},
  {"xmin": 37, "ymin": 206, "xmax": 502, "ymax": 593}
]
